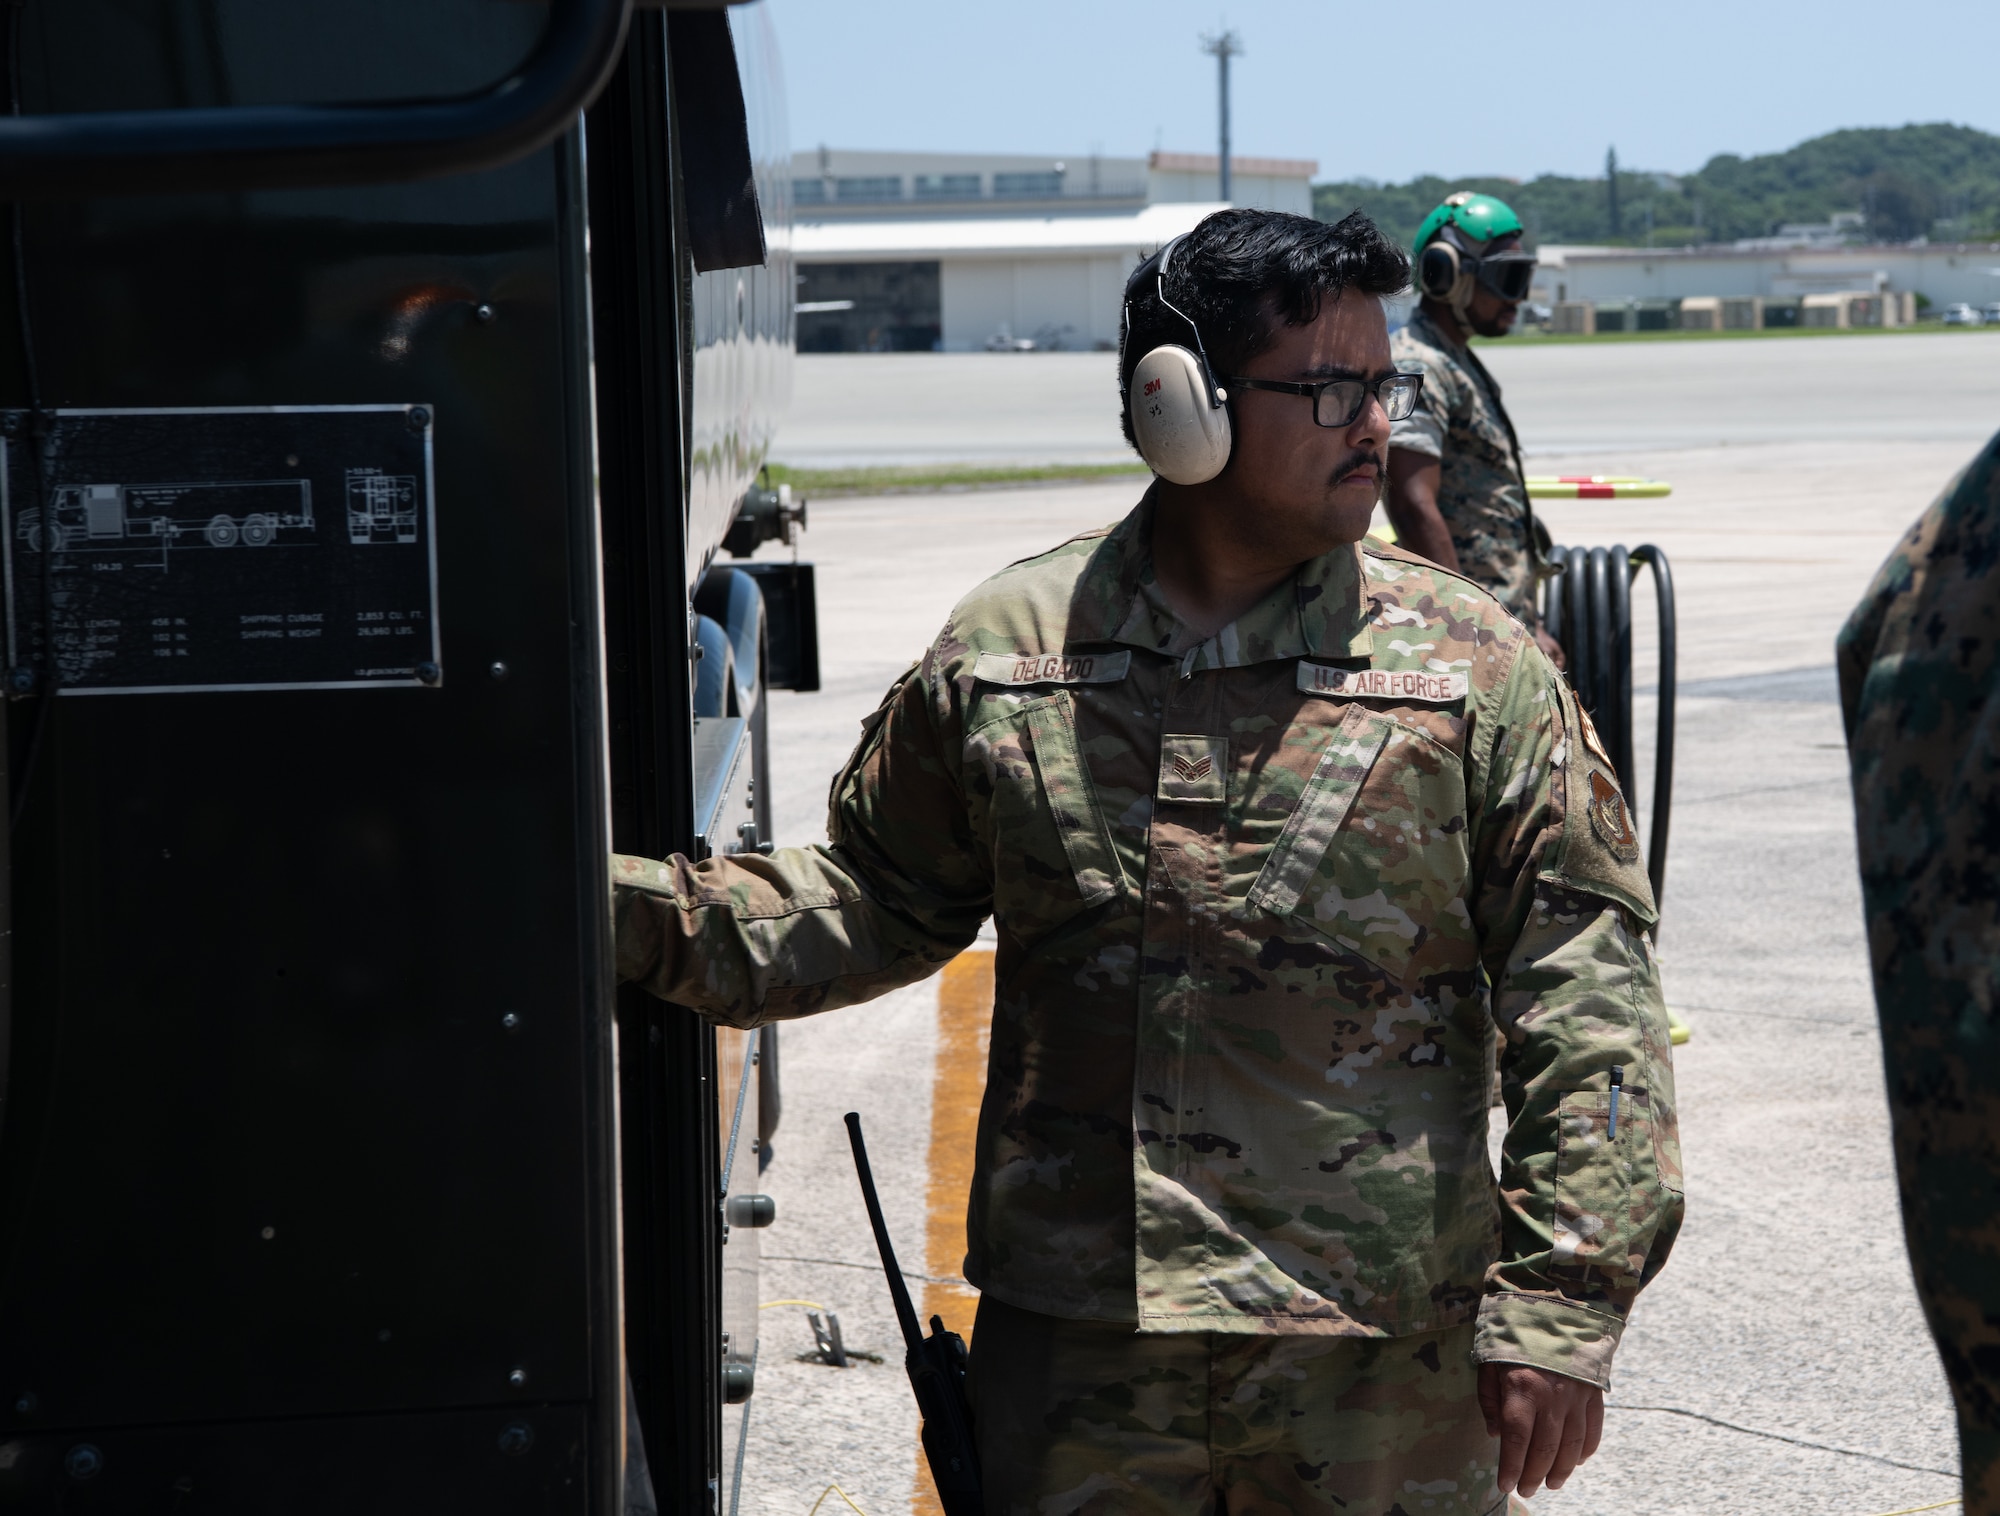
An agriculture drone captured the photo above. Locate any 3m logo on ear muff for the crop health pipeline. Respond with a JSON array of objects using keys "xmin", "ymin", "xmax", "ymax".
[{"xmin": 1121, "ymin": 235, "xmax": 1233, "ymax": 485}]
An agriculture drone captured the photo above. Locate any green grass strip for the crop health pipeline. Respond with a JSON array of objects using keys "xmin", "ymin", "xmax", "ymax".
[{"xmin": 762, "ymin": 460, "xmax": 1149, "ymax": 498}]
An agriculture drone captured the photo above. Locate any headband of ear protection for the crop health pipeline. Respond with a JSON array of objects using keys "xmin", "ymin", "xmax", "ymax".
[{"xmin": 1121, "ymin": 235, "xmax": 1234, "ymax": 486}]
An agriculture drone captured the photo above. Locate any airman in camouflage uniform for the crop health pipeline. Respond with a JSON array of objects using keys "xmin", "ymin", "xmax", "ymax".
[
  {"xmin": 1389, "ymin": 304, "xmax": 1537, "ymax": 614},
  {"xmin": 616, "ymin": 505, "xmax": 1681, "ymax": 1503},
  {"xmin": 616, "ymin": 208, "xmax": 1681, "ymax": 1512},
  {"xmin": 1840, "ymin": 427, "xmax": 2000, "ymax": 1516},
  {"xmin": 1387, "ymin": 192, "xmax": 1548, "ymax": 631}
]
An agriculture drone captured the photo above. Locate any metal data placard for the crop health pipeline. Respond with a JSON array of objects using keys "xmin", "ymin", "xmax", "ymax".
[{"xmin": 1, "ymin": 405, "xmax": 440, "ymax": 694}]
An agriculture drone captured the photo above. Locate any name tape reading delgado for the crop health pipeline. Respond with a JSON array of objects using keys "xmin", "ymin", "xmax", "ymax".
[
  {"xmin": 973, "ymin": 650, "xmax": 1133, "ymax": 686},
  {"xmin": 1298, "ymin": 663, "xmax": 1468, "ymax": 703}
]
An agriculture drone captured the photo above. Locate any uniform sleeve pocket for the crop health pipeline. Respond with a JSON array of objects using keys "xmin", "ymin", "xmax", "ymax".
[
  {"xmin": 827, "ymin": 662, "xmax": 919, "ymax": 846},
  {"xmin": 1551, "ymin": 1088, "xmax": 1664, "ymax": 1292}
]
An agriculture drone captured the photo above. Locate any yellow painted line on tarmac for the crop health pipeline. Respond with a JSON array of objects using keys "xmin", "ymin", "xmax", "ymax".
[
  {"xmin": 914, "ymin": 949, "xmax": 993, "ymax": 1516},
  {"xmin": 925, "ymin": 950, "xmax": 992, "ymax": 1342},
  {"xmin": 808, "ymin": 1485, "xmax": 874, "ymax": 1516}
]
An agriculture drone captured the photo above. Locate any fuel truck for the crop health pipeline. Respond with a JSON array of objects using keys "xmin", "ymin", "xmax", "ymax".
[{"xmin": 0, "ymin": 2, "xmax": 810, "ymax": 1510}]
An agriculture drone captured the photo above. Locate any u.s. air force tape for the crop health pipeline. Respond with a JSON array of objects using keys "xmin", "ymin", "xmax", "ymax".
[
  {"xmin": 1298, "ymin": 662, "xmax": 1468, "ymax": 703},
  {"xmin": 973, "ymin": 650, "xmax": 1132, "ymax": 686}
]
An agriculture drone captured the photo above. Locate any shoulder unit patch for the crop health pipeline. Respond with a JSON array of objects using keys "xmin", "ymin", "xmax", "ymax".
[{"xmin": 1587, "ymin": 768, "xmax": 1642, "ymax": 862}]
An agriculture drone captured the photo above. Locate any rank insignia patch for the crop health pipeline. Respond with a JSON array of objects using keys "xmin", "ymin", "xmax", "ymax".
[
  {"xmin": 1157, "ymin": 734, "xmax": 1227, "ymax": 805},
  {"xmin": 1588, "ymin": 768, "xmax": 1641, "ymax": 861}
]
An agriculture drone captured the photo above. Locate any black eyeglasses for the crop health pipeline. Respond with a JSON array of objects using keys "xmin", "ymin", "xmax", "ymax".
[{"xmin": 1221, "ymin": 371, "xmax": 1424, "ymax": 428}]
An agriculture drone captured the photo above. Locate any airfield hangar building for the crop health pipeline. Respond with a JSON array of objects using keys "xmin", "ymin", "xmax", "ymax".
[{"xmin": 790, "ymin": 148, "xmax": 1316, "ymax": 353}]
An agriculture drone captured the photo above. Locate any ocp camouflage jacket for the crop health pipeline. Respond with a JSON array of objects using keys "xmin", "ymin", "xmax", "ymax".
[
  {"xmin": 615, "ymin": 494, "xmax": 1684, "ymax": 1389},
  {"xmin": 1390, "ymin": 306, "xmax": 1537, "ymax": 615}
]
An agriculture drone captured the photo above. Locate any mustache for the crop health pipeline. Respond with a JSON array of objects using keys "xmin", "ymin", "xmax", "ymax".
[{"xmin": 1332, "ymin": 449, "xmax": 1386, "ymax": 487}]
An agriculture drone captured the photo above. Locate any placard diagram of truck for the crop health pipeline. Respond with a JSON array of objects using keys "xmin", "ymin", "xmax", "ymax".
[
  {"xmin": 16, "ymin": 479, "xmax": 316, "ymax": 557},
  {"xmin": 343, "ymin": 469, "xmax": 419, "ymax": 545},
  {"xmin": 13, "ymin": 469, "xmax": 420, "ymax": 561}
]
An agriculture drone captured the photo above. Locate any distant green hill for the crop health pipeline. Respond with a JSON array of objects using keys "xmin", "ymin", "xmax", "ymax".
[{"xmin": 1314, "ymin": 123, "xmax": 2000, "ymax": 248}]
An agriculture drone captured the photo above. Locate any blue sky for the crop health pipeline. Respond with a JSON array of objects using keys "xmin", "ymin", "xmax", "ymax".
[{"xmin": 764, "ymin": 0, "xmax": 1999, "ymax": 183}]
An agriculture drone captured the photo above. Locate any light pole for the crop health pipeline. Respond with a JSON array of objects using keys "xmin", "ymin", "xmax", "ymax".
[{"xmin": 1199, "ymin": 29, "xmax": 1243, "ymax": 202}]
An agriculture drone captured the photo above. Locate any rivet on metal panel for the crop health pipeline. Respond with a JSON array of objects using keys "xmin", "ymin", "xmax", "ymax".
[
  {"xmin": 7, "ymin": 665, "xmax": 37, "ymax": 695},
  {"xmin": 498, "ymin": 1422, "xmax": 535, "ymax": 1456},
  {"xmin": 508, "ymin": 1367, "xmax": 527, "ymax": 1388},
  {"xmin": 415, "ymin": 661, "xmax": 442, "ymax": 685},
  {"xmin": 501, "ymin": 1012, "xmax": 522, "ymax": 1032},
  {"xmin": 474, "ymin": 303, "xmax": 496, "ymax": 324},
  {"xmin": 407, "ymin": 406, "xmax": 432, "ymax": 430},
  {"xmin": 64, "ymin": 1446, "xmax": 103, "ymax": 1481},
  {"xmin": 13, "ymin": 1392, "xmax": 36, "ymax": 1415},
  {"xmin": 488, "ymin": 660, "xmax": 510, "ymax": 681},
  {"xmin": 261, "ymin": 1226, "xmax": 275, "ymax": 1240}
]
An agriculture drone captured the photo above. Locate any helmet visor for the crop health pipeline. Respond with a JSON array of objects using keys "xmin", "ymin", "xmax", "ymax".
[{"xmin": 1475, "ymin": 249, "xmax": 1538, "ymax": 303}]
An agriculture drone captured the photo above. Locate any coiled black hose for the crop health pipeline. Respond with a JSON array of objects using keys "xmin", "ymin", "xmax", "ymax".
[{"xmin": 1542, "ymin": 543, "xmax": 1677, "ymax": 907}]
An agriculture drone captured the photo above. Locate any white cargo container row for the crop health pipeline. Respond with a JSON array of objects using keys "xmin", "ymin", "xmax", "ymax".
[{"xmin": 1538, "ymin": 241, "xmax": 2000, "ymax": 309}]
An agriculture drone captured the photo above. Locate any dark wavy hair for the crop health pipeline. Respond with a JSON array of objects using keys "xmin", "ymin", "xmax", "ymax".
[{"xmin": 1118, "ymin": 208, "xmax": 1410, "ymax": 448}]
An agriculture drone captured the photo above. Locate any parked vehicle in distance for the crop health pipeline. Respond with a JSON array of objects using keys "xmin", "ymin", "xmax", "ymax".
[
  {"xmin": 1983, "ymin": 303, "xmax": 2000, "ymax": 326},
  {"xmin": 1942, "ymin": 302, "xmax": 1981, "ymax": 326}
]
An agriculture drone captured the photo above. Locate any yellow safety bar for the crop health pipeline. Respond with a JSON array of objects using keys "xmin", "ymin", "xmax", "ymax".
[{"xmin": 1526, "ymin": 476, "xmax": 1673, "ymax": 499}]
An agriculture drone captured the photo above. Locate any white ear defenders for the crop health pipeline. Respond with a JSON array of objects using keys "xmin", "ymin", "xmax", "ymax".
[{"xmin": 1122, "ymin": 236, "xmax": 1233, "ymax": 486}]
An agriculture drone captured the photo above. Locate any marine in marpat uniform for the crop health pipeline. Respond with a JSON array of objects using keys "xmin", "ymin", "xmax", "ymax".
[
  {"xmin": 615, "ymin": 209, "xmax": 1682, "ymax": 1513},
  {"xmin": 1839, "ymin": 427, "xmax": 2000, "ymax": 1516},
  {"xmin": 1385, "ymin": 193, "xmax": 1562, "ymax": 665}
]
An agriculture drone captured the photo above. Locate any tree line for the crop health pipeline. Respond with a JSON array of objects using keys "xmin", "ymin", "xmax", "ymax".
[{"xmin": 1313, "ymin": 123, "xmax": 2000, "ymax": 249}]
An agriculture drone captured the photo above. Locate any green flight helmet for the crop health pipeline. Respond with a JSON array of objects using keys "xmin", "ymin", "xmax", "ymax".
[{"xmin": 1415, "ymin": 191, "xmax": 1525, "ymax": 253}]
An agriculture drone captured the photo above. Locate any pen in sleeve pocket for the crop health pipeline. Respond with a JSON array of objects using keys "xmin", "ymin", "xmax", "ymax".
[{"xmin": 1608, "ymin": 1064, "xmax": 1624, "ymax": 1139}]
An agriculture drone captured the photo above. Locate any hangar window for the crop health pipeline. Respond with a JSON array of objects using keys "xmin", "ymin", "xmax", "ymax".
[
  {"xmin": 835, "ymin": 176, "xmax": 904, "ymax": 202},
  {"xmin": 915, "ymin": 173, "xmax": 982, "ymax": 199},
  {"xmin": 993, "ymin": 171, "xmax": 1063, "ymax": 197},
  {"xmin": 795, "ymin": 262, "xmax": 941, "ymax": 352}
]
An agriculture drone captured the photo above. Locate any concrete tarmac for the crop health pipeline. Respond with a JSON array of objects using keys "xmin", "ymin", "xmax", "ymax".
[
  {"xmin": 775, "ymin": 329, "xmax": 2000, "ymax": 469},
  {"xmin": 736, "ymin": 337, "xmax": 1990, "ymax": 1516}
]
